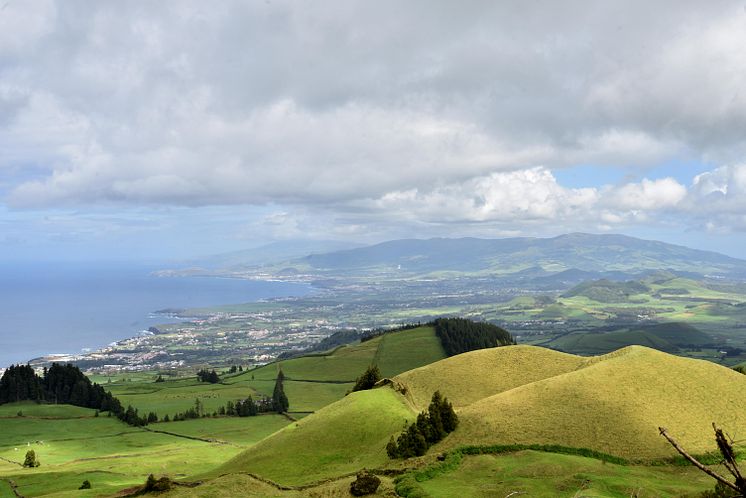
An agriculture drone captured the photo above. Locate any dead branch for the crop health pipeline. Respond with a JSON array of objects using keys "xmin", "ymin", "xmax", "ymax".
[{"xmin": 658, "ymin": 426, "xmax": 741, "ymax": 494}]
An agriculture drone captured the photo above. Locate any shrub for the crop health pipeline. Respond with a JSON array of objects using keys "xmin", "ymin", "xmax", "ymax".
[
  {"xmin": 352, "ymin": 365, "xmax": 381, "ymax": 392},
  {"xmin": 350, "ymin": 470, "xmax": 381, "ymax": 496},
  {"xmin": 79, "ymin": 480, "xmax": 91, "ymax": 489},
  {"xmin": 23, "ymin": 449, "xmax": 40, "ymax": 468}
]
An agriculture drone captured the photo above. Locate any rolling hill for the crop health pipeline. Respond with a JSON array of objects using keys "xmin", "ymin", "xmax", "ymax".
[{"xmin": 216, "ymin": 345, "xmax": 746, "ymax": 488}]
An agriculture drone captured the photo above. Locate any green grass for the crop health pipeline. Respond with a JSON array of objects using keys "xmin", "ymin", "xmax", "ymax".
[
  {"xmin": 404, "ymin": 451, "xmax": 712, "ymax": 497},
  {"xmin": 374, "ymin": 326, "xmax": 446, "ymax": 377},
  {"xmin": 0, "ymin": 405, "xmax": 288, "ymax": 497},
  {"xmin": 217, "ymin": 387, "xmax": 415, "ymax": 486},
  {"xmin": 154, "ymin": 415, "xmax": 289, "ymax": 446},
  {"xmin": 445, "ymin": 346, "xmax": 746, "ymax": 459},
  {"xmin": 0, "ymin": 402, "xmax": 98, "ymax": 419},
  {"xmin": 548, "ymin": 330, "xmax": 678, "ymax": 355}
]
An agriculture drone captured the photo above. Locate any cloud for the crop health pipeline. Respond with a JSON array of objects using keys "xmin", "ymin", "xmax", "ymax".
[
  {"xmin": 1, "ymin": 0, "xmax": 746, "ymax": 240},
  {"xmin": 362, "ymin": 168, "xmax": 692, "ymax": 231}
]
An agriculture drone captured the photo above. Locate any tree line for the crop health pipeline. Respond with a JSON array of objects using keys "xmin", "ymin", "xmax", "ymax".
[
  {"xmin": 0, "ymin": 363, "xmax": 160, "ymax": 427},
  {"xmin": 387, "ymin": 391, "xmax": 458, "ymax": 459},
  {"xmin": 433, "ymin": 317, "xmax": 514, "ymax": 356}
]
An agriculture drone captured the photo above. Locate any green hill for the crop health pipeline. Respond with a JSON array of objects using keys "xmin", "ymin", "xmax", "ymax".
[
  {"xmin": 444, "ymin": 346, "xmax": 746, "ymax": 459},
  {"xmin": 214, "ymin": 344, "xmax": 746, "ymax": 489},
  {"xmin": 562, "ymin": 279, "xmax": 651, "ymax": 303},
  {"xmin": 546, "ymin": 322, "xmax": 714, "ymax": 355},
  {"xmin": 395, "ymin": 345, "xmax": 584, "ymax": 409},
  {"xmin": 216, "ymin": 387, "xmax": 416, "ymax": 485}
]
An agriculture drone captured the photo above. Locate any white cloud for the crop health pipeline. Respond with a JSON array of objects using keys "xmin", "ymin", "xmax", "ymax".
[
  {"xmin": 603, "ymin": 178, "xmax": 686, "ymax": 211},
  {"xmin": 2, "ymin": 1, "xmax": 746, "ymax": 241},
  {"xmin": 364, "ymin": 168, "xmax": 690, "ymax": 230}
]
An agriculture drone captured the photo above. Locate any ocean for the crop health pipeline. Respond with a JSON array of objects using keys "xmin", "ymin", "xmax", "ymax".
[{"xmin": 0, "ymin": 262, "xmax": 312, "ymax": 367}]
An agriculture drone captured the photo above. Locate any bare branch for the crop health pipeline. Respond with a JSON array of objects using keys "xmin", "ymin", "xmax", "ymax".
[
  {"xmin": 658, "ymin": 427, "xmax": 741, "ymax": 493},
  {"xmin": 713, "ymin": 423, "xmax": 745, "ymax": 485}
]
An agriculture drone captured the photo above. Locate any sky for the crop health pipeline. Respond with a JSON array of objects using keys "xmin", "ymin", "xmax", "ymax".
[{"xmin": 1, "ymin": 0, "xmax": 746, "ymax": 262}]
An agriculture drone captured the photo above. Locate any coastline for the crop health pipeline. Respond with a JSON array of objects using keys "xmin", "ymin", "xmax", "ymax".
[{"xmin": 1, "ymin": 267, "xmax": 314, "ymax": 369}]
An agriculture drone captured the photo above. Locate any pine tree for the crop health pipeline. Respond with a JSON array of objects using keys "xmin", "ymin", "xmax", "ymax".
[
  {"xmin": 272, "ymin": 370, "xmax": 289, "ymax": 413},
  {"xmin": 434, "ymin": 391, "xmax": 458, "ymax": 433},
  {"xmin": 23, "ymin": 449, "xmax": 40, "ymax": 468},
  {"xmin": 352, "ymin": 365, "xmax": 381, "ymax": 392},
  {"xmin": 386, "ymin": 436, "xmax": 399, "ymax": 458}
]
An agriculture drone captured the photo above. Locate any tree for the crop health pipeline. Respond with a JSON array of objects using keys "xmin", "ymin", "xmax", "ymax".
[
  {"xmin": 23, "ymin": 449, "xmax": 40, "ymax": 468},
  {"xmin": 352, "ymin": 365, "xmax": 381, "ymax": 392},
  {"xmin": 272, "ymin": 370, "xmax": 289, "ymax": 413},
  {"xmin": 660, "ymin": 424, "xmax": 746, "ymax": 496},
  {"xmin": 197, "ymin": 369, "xmax": 219, "ymax": 383},
  {"xmin": 387, "ymin": 391, "xmax": 459, "ymax": 459},
  {"xmin": 79, "ymin": 480, "xmax": 91, "ymax": 489},
  {"xmin": 431, "ymin": 391, "xmax": 458, "ymax": 433}
]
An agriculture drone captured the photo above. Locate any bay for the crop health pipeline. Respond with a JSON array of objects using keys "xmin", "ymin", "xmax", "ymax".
[{"xmin": 0, "ymin": 262, "xmax": 311, "ymax": 367}]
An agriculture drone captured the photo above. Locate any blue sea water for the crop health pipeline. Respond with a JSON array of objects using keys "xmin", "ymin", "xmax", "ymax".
[{"xmin": 0, "ymin": 262, "xmax": 311, "ymax": 368}]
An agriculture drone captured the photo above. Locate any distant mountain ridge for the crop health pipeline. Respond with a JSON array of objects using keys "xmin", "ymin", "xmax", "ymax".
[{"xmin": 297, "ymin": 233, "xmax": 746, "ymax": 278}]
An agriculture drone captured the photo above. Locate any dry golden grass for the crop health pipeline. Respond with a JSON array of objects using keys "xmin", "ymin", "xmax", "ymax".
[
  {"xmin": 442, "ymin": 345, "xmax": 746, "ymax": 459},
  {"xmin": 395, "ymin": 345, "xmax": 585, "ymax": 409}
]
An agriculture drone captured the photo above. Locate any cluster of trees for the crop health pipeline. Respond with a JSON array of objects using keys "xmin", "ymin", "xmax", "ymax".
[
  {"xmin": 1, "ymin": 363, "xmax": 125, "ymax": 415},
  {"xmin": 227, "ymin": 365, "xmax": 243, "ymax": 373},
  {"xmin": 352, "ymin": 365, "xmax": 381, "ymax": 392},
  {"xmin": 169, "ymin": 370, "xmax": 288, "ymax": 421},
  {"xmin": 387, "ymin": 391, "xmax": 458, "ymax": 459},
  {"xmin": 196, "ymin": 369, "xmax": 220, "ymax": 383},
  {"xmin": 433, "ymin": 318, "xmax": 514, "ymax": 356},
  {"xmin": 0, "ymin": 363, "xmax": 162, "ymax": 428},
  {"xmin": 168, "ymin": 395, "xmax": 273, "ymax": 421},
  {"xmin": 118, "ymin": 405, "xmax": 157, "ymax": 426}
]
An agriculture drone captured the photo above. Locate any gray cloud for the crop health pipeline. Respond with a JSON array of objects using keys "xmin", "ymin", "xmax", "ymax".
[{"xmin": 1, "ymin": 0, "xmax": 746, "ymax": 236}]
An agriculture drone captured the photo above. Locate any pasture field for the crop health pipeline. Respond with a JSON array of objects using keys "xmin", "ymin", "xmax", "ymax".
[
  {"xmin": 402, "ymin": 451, "xmax": 713, "ymax": 498},
  {"xmin": 154, "ymin": 415, "xmax": 289, "ymax": 446},
  {"xmin": 103, "ymin": 326, "xmax": 444, "ymax": 418},
  {"xmin": 0, "ymin": 403, "xmax": 289, "ymax": 497}
]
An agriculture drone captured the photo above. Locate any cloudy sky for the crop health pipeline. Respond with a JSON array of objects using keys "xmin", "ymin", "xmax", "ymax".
[{"xmin": 1, "ymin": 0, "xmax": 746, "ymax": 262}]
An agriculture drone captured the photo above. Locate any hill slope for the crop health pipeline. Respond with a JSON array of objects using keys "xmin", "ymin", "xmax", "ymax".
[
  {"xmin": 299, "ymin": 233, "xmax": 746, "ymax": 277},
  {"xmin": 218, "ymin": 345, "xmax": 746, "ymax": 487},
  {"xmin": 216, "ymin": 388, "xmax": 415, "ymax": 485},
  {"xmin": 445, "ymin": 346, "xmax": 746, "ymax": 459}
]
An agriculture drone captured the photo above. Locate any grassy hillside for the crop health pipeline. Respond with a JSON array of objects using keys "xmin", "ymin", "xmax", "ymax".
[
  {"xmin": 395, "ymin": 345, "xmax": 584, "ymax": 409},
  {"xmin": 562, "ymin": 279, "xmax": 651, "ymax": 303},
  {"xmin": 549, "ymin": 329, "xmax": 679, "ymax": 354},
  {"xmin": 216, "ymin": 387, "xmax": 416, "ymax": 485},
  {"xmin": 179, "ymin": 344, "xmax": 746, "ymax": 494},
  {"xmin": 445, "ymin": 346, "xmax": 746, "ymax": 459}
]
